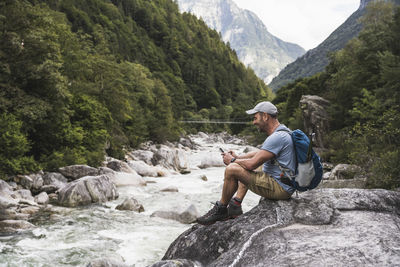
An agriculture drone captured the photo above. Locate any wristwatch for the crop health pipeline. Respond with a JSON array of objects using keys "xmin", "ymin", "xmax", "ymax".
[{"xmin": 230, "ymin": 157, "xmax": 236, "ymax": 163}]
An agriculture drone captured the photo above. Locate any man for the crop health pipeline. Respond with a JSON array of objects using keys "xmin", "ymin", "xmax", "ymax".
[{"xmin": 197, "ymin": 101, "xmax": 296, "ymax": 225}]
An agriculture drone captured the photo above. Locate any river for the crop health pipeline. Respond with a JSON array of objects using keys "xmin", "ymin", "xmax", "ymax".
[{"xmin": 0, "ymin": 135, "xmax": 261, "ymax": 267}]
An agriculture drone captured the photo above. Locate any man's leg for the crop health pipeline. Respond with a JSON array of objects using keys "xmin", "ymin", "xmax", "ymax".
[
  {"xmin": 220, "ymin": 163, "xmax": 252, "ymax": 205},
  {"xmin": 197, "ymin": 163, "xmax": 252, "ymax": 225},
  {"xmin": 234, "ymin": 182, "xmax": 248, "ymax": 201}
]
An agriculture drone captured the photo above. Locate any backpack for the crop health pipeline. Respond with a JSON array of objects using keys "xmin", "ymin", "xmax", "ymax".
[{"xmin": 276, "ymin": 129, "xmax": 323, "ymax": 192}]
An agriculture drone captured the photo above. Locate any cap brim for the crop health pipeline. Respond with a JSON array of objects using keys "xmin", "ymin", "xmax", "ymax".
[{"xmin": 246, "ymin": 109, "xmax": 257, "ymax": 115}]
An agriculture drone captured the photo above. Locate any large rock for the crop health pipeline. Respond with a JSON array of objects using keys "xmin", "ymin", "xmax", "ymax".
[
  {"xmin": 115, "ymin": 197, "xmax": 144, "ymax": 212},
  {"xmin": 151, "ymin": 204, "xmax": 199, "ymax": 224},
  {"xmin": 321, "ymin": 164, "xmax": 367, "ymax": 189},
  {"xmin": 58, "ymin": 175, "xmax": 118, "ymax": 207},
  {"xmin": 86, "ymin": 258, "xmax": 129, "ymax": 267},
  {"xmin": 59, "ymin": 165, "xmax": 99, "ymax": 180},
  {"xmin": 107, "ymin": 160, "xmax": 136, "ymax": 173},
  {"xmin": 300, "ymin": 95, "xmax": 330, "ymax": 148},
  {"xmin": 198, "ymin": 153, "xmax": 225, "ymax": 169},
  {"xmin": 0, "ymin": 219, "xmax": 35, "ymax": 233},
  {"xmin": 42, "ymin": 172, "xmax": 68, "ymax": 189},
  {"xmin": 159, "ymin": 189, "xmax": 400, "ymax": 266},
  {"xmin": 128, "ymin": 150, "xmax": 154, "ymax": 165},
  {"xmin": 128, "ymin": 160, "xmax": 159, "ymax": 177},
  {"xmin": 151, "ymin": 145, "xmax": 189, "ymax": 172},
  {"xmin": 110, "ymin": 172, "xmax": 146, "ymax": 187}
]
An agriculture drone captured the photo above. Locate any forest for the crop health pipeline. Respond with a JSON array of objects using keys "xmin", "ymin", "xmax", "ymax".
[
  {"xmin": 1, "ymin": 0, "xmax": 398, "ymax": 190},
  {"xmin": 0, "ymin": 0, "xmax": 271, "ymax": 177},
  {"xmin": 273, "ymin": 2, "xmax": 400, "ymax": 189}
]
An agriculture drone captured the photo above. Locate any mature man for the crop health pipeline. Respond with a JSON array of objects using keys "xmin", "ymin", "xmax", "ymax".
[{"xmin": 197, "ymin": 101, "xmax": 296, "ymax": 225}]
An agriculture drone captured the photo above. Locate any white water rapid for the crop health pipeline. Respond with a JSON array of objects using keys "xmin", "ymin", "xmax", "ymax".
[{"xmin": 0, "ymin": 135, "xmax": 261, "ymax": 267}]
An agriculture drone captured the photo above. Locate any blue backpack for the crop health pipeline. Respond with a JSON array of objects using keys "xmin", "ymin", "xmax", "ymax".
[{"xmin": 277, "ymin": 129, "xmax": 323, "ymax": 192}]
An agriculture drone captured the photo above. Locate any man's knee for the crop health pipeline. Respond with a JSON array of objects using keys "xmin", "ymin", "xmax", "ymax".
[{"xmin": 225, "ymin": 163, "xmax": 244, "ymax": 178}]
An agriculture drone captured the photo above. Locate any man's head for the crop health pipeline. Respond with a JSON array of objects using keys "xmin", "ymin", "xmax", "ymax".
[
  {"xmin": 246, "ymin": 101, "xmax": 279, "ymax": 133},
  {"xmin": 246, "ymin": 101, "xmax": 278, "ymax": 117}
]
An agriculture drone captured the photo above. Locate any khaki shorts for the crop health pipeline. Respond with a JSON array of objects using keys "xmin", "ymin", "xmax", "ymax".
[{"xmin": 247, "ymin": 166, "xmax": 291, "ymax": 200}]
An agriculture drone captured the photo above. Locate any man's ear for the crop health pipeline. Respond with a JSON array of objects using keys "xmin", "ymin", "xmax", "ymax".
[{"xmin": 262, "ymin": 113, "xmax": 269, "ymax": 121}]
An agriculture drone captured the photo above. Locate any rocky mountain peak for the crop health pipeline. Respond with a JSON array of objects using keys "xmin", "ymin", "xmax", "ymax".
[{"xmin": 177, "ymin": 0, "xmax": 305, "ymax": 84}]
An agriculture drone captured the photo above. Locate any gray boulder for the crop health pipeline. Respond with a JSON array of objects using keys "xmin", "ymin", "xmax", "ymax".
[
  {"xmin": 58, "ymin": 175, "xmax": 118, "ymax": 207},
  {"xmin": 300, "ymin": 95, "xmax": 330, "ymax": 148},
  {"xmin": 86, "ymin": 258, "xmax": 129, "ymax": 267},
  {"xmin": 159, "ymin": 189, "xmax": 400, "ymax": 266},
  {"xmin": 59, "ymin": 165, "xmax": 99, "ymax": 180},
  {"xmin": 0, "ymin": 219, "xmax": 35, "ymax": 233},
  {"xmin": 13, "ymin": 175, "xmax": 33, "ymax": 190},
  {"xmin": 115, "ymin": 197, "xmax": 144, "ymax": 212},
  {"xmin": 151, "ymin": 204, "xmax": 199, "ymax": 224},
  {"xmin": 149, "ymin": 259, "xmax": 201, "ymax": 267},
  {"xmin": 321, "ymin": 164, "xmax": 367, "ymax": 189},
  {"xmin": 198, "ymin": 153, "xmax": 224, "ymax": 169},
  {"xmin": 128, "ymin": 150, "xmax": 154, "ymax": 165},
  {"xmin": 34, "ymin": 192, "xmax": 49, "ymax": 205},
  {"xmin": 151, "ymin": 145, "xmax": 189, "ymax": 172},
  {"xmin": 15, "ymin": 189, "xmax": 34, "ymax": 202},
  {"xmin": 107, "ymin": 160, "xmax": 136, "ymax": 173},
  {"xmin": 0, "ymin": 195, "xmax": 18, "ymax": 209},
  {"xmin": 43, "ymin": 172, "xmax": 68, "ymax": 189},
  {"xmin": 128, "ymin": 160, "xmax": 159, "ymax": 177}
]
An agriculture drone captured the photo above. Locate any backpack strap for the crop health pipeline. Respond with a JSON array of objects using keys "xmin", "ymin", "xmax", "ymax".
[{"xmin": 274, "ymin": 128, "xmax": 296, "ymax": 180}]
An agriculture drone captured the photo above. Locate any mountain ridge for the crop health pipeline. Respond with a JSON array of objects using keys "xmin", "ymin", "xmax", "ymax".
[
  {"xmin": 177, "ymin": 0, "xmax": 305, "ymax": 84},
  {"xmin": 269, "ymin": 0, "xmax": 399, "ymax": 91}
]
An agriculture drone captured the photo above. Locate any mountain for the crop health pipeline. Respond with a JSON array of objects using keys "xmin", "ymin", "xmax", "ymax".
[
  {"xmin": 176, "ymin": 0, "xmax": 305, "ymax": 84},
  {"xmin": 269, "ymin": 0, "xmax": 398, "ymax": 91}
]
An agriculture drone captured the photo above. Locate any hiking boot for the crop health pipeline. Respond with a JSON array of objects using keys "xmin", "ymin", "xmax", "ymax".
[
  {"xmin": 228, "ymin": 198, "xmax": 243, "ymax": 218},
  {"xmin": 197, "ymin": 202, "xmax": 229, "ymax": 225}
]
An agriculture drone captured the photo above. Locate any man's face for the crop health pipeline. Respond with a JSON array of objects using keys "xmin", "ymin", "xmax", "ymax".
[{"xmin": 252, "ymin": 112, "xmax": 268, "ymax": 131}]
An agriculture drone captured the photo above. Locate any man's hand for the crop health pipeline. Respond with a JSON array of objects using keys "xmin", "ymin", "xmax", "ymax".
[
  {"xmin": 222, "ymin": 152, "xmax": 235, "ymax": 165},
  {"xmin": 228, "ymin": 150, "xmax": 238, "ymax": 158}
]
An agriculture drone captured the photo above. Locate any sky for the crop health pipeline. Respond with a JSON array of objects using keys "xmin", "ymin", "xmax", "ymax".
[{"xmin": 232, "ymin": 0, "xmax": 360, "ymax": 50}]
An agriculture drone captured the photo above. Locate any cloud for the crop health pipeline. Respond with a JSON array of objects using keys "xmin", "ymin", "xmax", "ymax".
[{"xmin": 232, "ymin": 0, "xmax": 359, "ymax": 50}]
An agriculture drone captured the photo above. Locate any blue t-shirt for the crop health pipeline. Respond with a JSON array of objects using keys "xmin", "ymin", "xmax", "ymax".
[{"xmin": 261, "ymin": 125, "xmax": 296, "ymax": 194}]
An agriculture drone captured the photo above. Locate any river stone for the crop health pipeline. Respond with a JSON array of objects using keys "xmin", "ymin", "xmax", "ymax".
[
  {"xmin": 328, "ymin": 164, "xmax": 362, "ymax": 180},
  {"xmin": 300, "ymin": 95, "xmax": 330, "ymax": 148},
  {"xmin": 58, "ymin": 175, "xmax": 118, "ymax": 207},
  {"xmin": 86, "ymin": 258, "xmax": 129, "ymax": 267},
  {"xmin": 198, "ymin": 152, "xmax": 224, "ymax": 169},
  {"xmin": 110, "ymin": 172, "xmax": 146, "ymax": 187},
  {"xmin": 0, "ymin": 208, "xmax": 29, "ymax": 220},
  {"xmin": 115, "ymin": 197, "xmax": 144, "ymax": 212},
  {"xmin": 149, "ymin": 259, "xmax": 201, "ymax": 267},
  {"xmin": 59, "ymin": 165, "xmax": 99, "ymax": 180},
  {"xmin": 160, "ymin": 186, "xmax": 179, "ymax": 192},
  {"xmin": 15, "ymin": 189, "xmax": 34, "ymax": 202},
  {"xmin": 151, "ymin": 205, "xmax": 199, "ymax": 224},
  {"xmin": 128, "ymin": 160, "xmax": 159, "ymax": 177},
  {"xmin": 42, "ymin": 172, "xmax": 68, "ymax": 189},
  {"xmin": 0, "ymin": 179, "xmax": 13, "ymax": 194},
  {"xmin": 107, "ymin": 160, "xmax": 136, "ymax": 173},
  {"xmin": 128, "ymin": 150, "xmax": 154, "ymax": 165},
  {"xmin": 0, "ymin": 196, "xmax": 18, "ymax": 209},
  {"xmin": 151, "ymin": 145, "xmax": 189, "ymax": 172},
  {"xmin": 159, "ymin": 189, "xmax": 400, "ymax": 266},
  {"xmin": 13, "ymin": 175, "xmax": 33, "ymax": 190},
  {"xmin": 0, "ymin": 219, "xmax": 35, "ymax": 233},
  {"xmin": 19, "ymin": 205, "xmax": 41, "ymax": 215},
  {"xmin": 34, "ymin": 192, "xmax": 49, "ymax": 205}
]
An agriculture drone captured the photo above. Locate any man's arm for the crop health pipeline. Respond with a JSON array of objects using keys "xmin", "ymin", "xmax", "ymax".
[
  {"xmin": 229, "ymin": 150, "xmax": 258, "ymax": 159},
  {"xmin": 223, "ymin": 149, "xmax": 274, "ymax": 171}
]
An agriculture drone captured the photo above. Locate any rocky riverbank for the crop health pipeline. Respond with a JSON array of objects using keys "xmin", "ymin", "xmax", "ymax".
[{"xmin": 1, "ymin": 131, "xmax": 399, "ymax": 266}]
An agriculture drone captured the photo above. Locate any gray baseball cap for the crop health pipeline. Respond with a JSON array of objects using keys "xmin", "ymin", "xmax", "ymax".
[{"xmin": 246, "ymin": 101, "xmax": 278, "ymax": 115}]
